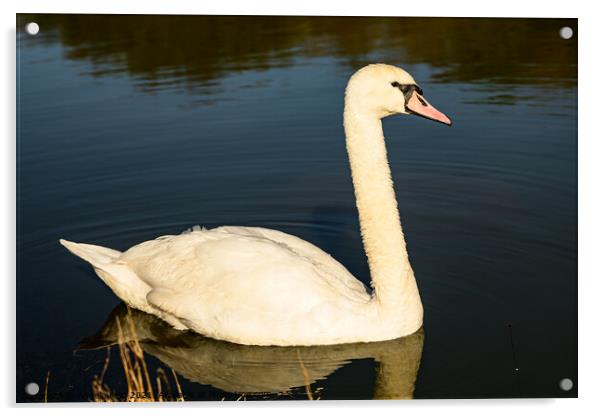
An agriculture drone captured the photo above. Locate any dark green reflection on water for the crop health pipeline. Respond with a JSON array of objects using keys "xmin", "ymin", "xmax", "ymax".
[{"xmin": 19, "ymin": 15, "xmax": 576, "ymax": 98}]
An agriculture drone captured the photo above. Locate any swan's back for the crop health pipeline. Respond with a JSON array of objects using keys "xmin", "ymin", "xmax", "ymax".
[{"xmin": 123, "ymin": 227, "xmax": 366, "ymax": 294}]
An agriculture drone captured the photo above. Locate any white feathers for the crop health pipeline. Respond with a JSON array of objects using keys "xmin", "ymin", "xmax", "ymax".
[{"xmin": 181, "ymin": 224, "xmax": 206, "ymax": 234}]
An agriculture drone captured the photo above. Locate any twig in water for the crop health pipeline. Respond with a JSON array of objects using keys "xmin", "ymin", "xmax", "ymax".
[{"xmin": 44, "ymin": 371, "xmax": 50, "ymax": 402}]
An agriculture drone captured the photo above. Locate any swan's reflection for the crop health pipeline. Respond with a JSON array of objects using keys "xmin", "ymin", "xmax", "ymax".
[{"xmin": 81, "ymin": 304, "xmax": 424, "ymax": 399}]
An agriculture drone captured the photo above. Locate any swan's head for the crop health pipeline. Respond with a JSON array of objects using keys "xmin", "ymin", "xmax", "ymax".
[{"xmin": 345, "ymin": 64, "xmax": 452, "ymax": 125}]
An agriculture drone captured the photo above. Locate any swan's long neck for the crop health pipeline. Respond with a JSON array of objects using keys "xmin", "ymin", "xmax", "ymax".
[{"xmin": 343, "ymin": 102, "xmax": 422, "ymax": 318}]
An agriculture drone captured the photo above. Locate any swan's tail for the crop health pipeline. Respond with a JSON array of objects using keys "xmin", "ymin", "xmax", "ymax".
[
  {"xmin": 59, "ymin": 239, "xmax": 122, "ymax": 268},
  {"xmin": 59, "ymin": 239, "xmax": 153, "ymax": 314}
]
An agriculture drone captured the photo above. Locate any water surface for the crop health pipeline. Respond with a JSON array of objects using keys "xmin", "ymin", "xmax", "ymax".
[{"xmin": 16, "ymin": 15, "xmax": 577, "ymax": 401}]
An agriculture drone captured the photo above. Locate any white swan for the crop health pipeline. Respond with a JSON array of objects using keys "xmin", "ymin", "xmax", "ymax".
[{"xmin": 60, "ymin": 64, "xmax": 451, "ymax": 346}]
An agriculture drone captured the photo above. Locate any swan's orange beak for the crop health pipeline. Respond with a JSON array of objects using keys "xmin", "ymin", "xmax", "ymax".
[{"xmin": 406, "ymin": 90, "xmax": 452, "ymax": 126}]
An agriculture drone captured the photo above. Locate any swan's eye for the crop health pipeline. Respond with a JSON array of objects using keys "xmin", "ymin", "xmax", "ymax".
[
  {"xmin": 400, "ymin": 85, "xmax": 411, "ymax": 94},
  {"xmin": 391, "ymin": 82, "xmax": 412, "ymax": 95}
]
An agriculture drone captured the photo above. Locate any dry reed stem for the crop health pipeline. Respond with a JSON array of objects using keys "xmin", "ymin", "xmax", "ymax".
[
  {"xmin": 171, "ymin": 368, "xmax": 185, "ymax": 401},
  {"xmin": 116, "ymin": 314, "xmax": 155, "ymax": 401},
  {"xmin": 44, "ymin": 371, "xmax": 50, "ymax": 402},
  {"xmin": 91, "ymin": 307, "xmax": 184, "ymax": 402},
  {"xmin": 92, "ymin": 347, "xmax": 116, "ymax": 402},
  {"xmin": 296, "ymin": 350, "xmax": 314, "ymax": 400}
]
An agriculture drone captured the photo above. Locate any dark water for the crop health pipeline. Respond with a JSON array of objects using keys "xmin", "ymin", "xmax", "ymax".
[{"xmin": 16, "ymin": 15, "xmax": 577, "ymax": 401}]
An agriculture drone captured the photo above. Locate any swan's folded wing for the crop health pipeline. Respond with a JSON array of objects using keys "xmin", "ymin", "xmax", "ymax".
[
  {"xmin": 212, "ymin": 226, "xmax": 370, "ymax": 296},
  {"xmin": 121, "ymin": 226, "xmax": 369, "ymax": 301}
]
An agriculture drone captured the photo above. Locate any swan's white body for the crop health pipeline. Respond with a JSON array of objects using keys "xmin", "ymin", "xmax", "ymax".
[{"xmin": 61, "ymin": 64, "xmax": 451, "ymax": 346}]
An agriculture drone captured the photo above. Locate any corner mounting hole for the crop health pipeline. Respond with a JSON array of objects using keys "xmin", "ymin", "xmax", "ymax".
[
  {"xmin": 25, "ymin": 22, "xmax": 39, "ymax": 36},
  {"xmin": 25, "ymin": 382, "xmax": 40, "ymax": 395},
  {"xmin": 559, "ymin": 26, "xmax": 573, "ymax": 40},
  {"xmin": 559, "ymin": 378, "xmax": 574, "ymax": 391}
]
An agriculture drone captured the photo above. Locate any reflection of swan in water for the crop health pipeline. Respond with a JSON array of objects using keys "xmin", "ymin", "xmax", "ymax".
[
  {"xmin": 81, "ymin": 304, "xmax": 424, "ymax": 399},
  {"xmin": 61, "ymin": 64, "xmax": 451, "ymax": 346}
]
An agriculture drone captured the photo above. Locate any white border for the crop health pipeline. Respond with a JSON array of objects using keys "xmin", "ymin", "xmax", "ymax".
[
  {"xmin": 10, "ymin": 0, "xmax": 582, "ymax": 17},
  {"xmin": 3, "ymin": 1, "xmax": 600, "ymax": 415}
]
